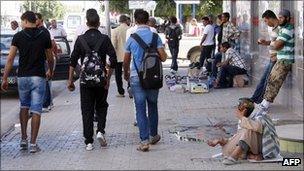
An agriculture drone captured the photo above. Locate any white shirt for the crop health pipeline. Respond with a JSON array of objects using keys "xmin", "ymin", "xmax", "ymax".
[
  {"xmin": 126, "ymin": 25, "xmax": 157, "ymax": 41},
  {"xmin": 50, "ymin": 27, "xmax": 67, "ymax": 38},
  {"xmin": 201, "ymin": 24, "xmax": 214, "ymax": 46}
]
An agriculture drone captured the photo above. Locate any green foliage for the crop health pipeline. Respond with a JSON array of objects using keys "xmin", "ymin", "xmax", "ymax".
[
  {"xmin": 109, "ymin": 0, "xmax": 131, "ymax": 14},
  {"xmin": 198, "ymin": 0, "xmax": 222, "ymax": 18},
  {"xmin": 107, "ymin": 0, "xmax": 222, "ymax": 20},
  {"xmin": 154, "ymin": 0, "xmax": 176, "ymax": 18},
  {"xmin": 22, "ymin": 1, "xmax": 66, "ymax": 20}
]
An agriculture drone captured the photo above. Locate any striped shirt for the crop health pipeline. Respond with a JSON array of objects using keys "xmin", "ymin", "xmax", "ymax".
[
  {"xmin": 269, "ymin": 26, "xmax": 279, "ymax": 55},
  {"xmin": 276, "ymin": 23, "xmax": 295, "ymax": 63}
]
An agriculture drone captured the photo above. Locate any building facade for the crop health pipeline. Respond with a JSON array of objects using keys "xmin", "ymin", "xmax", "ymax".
[{"xmin": 223, "ymin": 0, "xmax": 303, "ymax": 116}]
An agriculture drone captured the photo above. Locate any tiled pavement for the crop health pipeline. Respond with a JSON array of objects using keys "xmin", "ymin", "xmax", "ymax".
[{"xmin": 1, "ymin": 69, "xmax": 303, "ymax": 170}]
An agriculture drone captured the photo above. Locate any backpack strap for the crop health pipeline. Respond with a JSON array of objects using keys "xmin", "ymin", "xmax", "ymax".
[
  {"xmin": 131, "ymin": 33, "xmax": 149, "ymax": 50},
  {"xmin": 92, "ymin": 35, "xmax": 105, "ymax": 52},
  {"xmin": 151, "ymin": 33, "xmax": 158, "ymax": 48},
  {"xmin": 78, "ymin": 35, "xmax": 92, "ymax": 54},
  {"xmin": 22, "ymin": 30, "xmax": 43, "ymax": 39}
]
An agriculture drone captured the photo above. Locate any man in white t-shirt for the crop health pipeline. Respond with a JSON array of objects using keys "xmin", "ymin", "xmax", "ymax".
[
  {"xmin": 195, "ymin": 16, "xmax": 215, "ymax": 75},
  {"xmin": 49, "ymin": 19, "xmax": 67, "ymax": 38}
]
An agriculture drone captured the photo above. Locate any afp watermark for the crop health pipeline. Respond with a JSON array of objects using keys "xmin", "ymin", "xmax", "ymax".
[{"xmin": 282, "ymin": 158, "xmax": 301, "ymax": 166}]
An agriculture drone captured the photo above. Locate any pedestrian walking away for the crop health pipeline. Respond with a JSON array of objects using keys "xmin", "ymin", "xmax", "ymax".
[
  {"xmin": 36, "ymin": 13, "xmax": 57, "ymax": 112},
  {"xmin": 124, "ymin": 9, "xmax": 167, "ymax": 152},
  {"xmin": 67, "ymin": 8, "xmax": 117, "ymax": 151},
  {"xmin": 111, "ymin": 14, "xmax": 130, "ymax": 97},
  {"xmin": 1, "ymin": 11, "xmax": 54, "ymax": 153},
  {"xmin": 165, "ymin": 16, "xmax": 182, "ymax": 74}
]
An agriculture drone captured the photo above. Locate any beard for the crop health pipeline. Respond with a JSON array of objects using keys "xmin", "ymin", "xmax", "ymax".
[{"xmin": 279, "ymin": 19, "xmax": 288, "ymax": 26}]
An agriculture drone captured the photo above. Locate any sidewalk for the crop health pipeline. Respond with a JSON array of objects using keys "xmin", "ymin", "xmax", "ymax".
[{"xmin": 1, "ymin": 68, "xmax": 303, "ymax": 170}]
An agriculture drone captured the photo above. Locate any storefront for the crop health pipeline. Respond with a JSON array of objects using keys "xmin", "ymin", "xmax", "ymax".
[{"xmin": 223, "ymin": 0, "xmax": 303, "ymax": 116}]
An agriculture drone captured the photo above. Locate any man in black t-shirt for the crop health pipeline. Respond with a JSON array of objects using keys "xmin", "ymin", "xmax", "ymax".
[
  {"xmin": 1, "ymin": 11, "xmax": 54, "ymax": 153},
  {"xmin": 165, "ymin": 16, "xmax": 182, "ymax": 74},
  {"xmin": 67, "ymin": 9, "xmax": 117, "ymax": 151}
]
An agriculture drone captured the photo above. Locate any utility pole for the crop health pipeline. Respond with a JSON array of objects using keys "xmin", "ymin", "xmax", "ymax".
[{"xmin": 104, "ymin": 0, "xmax": 110, "ymax": 37}]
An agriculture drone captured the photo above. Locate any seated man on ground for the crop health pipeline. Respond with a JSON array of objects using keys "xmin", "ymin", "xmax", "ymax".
[
  {"xmin": 208, "ymin": 98, "xmax": 263, "ymax": 165},
  {"xmin": 213, "ymin": 42, "xmax": 248, "ymax": 88}
]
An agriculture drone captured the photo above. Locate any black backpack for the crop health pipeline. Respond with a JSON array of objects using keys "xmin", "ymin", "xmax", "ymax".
[
  {"xmin": 78, "ymin": 36, "xmax": 106, "ymax": 87},
  {"xmin": 168, "ymin": 26, "xmax": 180, "ymax": 41},
  {"xmin": 131, "ymin": 33, "xmax": 163, "ymax": 89}
]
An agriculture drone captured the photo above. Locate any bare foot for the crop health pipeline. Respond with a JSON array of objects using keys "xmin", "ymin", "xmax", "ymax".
[
  {"xmin": 248, "ymin": 153, "xmax": 263, "ymax": 161},
  {"xmin": 207, "ymin": 139, "xmax": 219, "ymax": 147}
]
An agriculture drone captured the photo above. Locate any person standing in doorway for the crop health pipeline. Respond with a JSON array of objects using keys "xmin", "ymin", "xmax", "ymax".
[
  {"xmin": 165, "ymin": 16, "xmax": 182, "ymax": 74},
  {"xmin": 111, "ymin": 14, "xmax": 130, "ymax": 97},
  {"xmin": 124, "ymin": 9, "xmax": 167, "ymax": 152},
  {"xmin": 67, "ymin": 9, "xmax": 117, "ymax": 151},
  {"xmin": 250, "ymin": 10, "xmax": 279, "ymax": 104},
  {"xmin": 1, "ymin": 11, "xmax": 54, "ymax": 153}
]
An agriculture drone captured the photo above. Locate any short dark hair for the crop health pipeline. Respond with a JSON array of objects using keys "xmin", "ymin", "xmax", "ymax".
[
  {"xmin": 86, "ymin": 9, "xmax": 100, "ymax": 27},
  {"xmin": 202, "ymin": 16, "xmax": 209, "ymax": 21},
  {"xmin": 221, "ymin": 42, "xmax": 231, "ymax": 49},
  {"xmin": 262, "ymin": 10, "xmax": 277, "ymax": 19},
  {"xmin": 134, "ymin": 9, "xmax": 149, "ymax": 24},
  {"xmin": 217, "ymin": 14, "xmax": 222, "ymax": 20},
  {"xmin": 21, "ymin": 11, "xmax": 36, "ymax": 23},
  {"xmin": 222, "ymin": 12, "xmax": 230, "ymax": 20},
  {"xmin": 170, "ymin": 16, "xmax": 177, "ymax": 24},
  {"xmin": 119, "ymin": 14, "xmax": 128, "ymax": 23},
  {"xmin": 35, "ymin": 13, "xmax": 42, "ymax": 20},
  {"xmin": 238, "ymin": 98, "xmax": 255, "ymax": 117}
]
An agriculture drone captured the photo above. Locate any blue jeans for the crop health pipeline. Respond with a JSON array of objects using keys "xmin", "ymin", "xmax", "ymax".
[
  {"xmin": 211, "ymin": 52, "xmax": 222, "ymax": 78},
  {"xmin": 168, "ymin": 43, "xmax": 179, "ymax": 71},
  {"xmin": 43, "ymin": 80, "xmax": 52, "ymax": 108},
  {"xmin": 130, "ymin": 76, "xmax": 159, "ymax": 142},
  {"xmin": 251, "ymin": 60, "xmax": 276, "ymax": 103},
  {"xmin": 17, "ymin": 76, "xmax": 46, "ymax": 115}
]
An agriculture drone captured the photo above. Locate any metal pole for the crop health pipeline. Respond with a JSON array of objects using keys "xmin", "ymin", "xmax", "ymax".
[
  {"xmin": 176, "ymin": 3, "xmax": 179, "ymax": 19},
  {"xmin": 104, "ymin": 0, "xmax": 110, "ymax": 37}
]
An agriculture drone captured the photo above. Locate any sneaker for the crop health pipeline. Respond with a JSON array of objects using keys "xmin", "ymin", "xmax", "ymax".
[
  {"xmin": 86, "ymin": 143, "xmax": 94, "ymax": 151},
  {"xmin": 116, "ymin": 94, "xmax": 125, "ymax": 98},
  {"xmin": 133, "ymin": 121, "xmax": 137, "ymax": 127},
  {"xmin": 29, "ymin": 144, "xmax": 41, "ymax": 153},
  {"xmin": 150, "ymin": 134, "xmax": 161, "ymax": 145},
  {"xmin": 20, "ymin": 139, "xmax": 28, "ymax": 150},
  {"xmin": 170, "ymin": 69, "xmax": 177, "ymax": 75},
  {"xmin": 96, "ymin": 132, "xmax": 107, "ymax": 147},
  {"xmin": 42, "ymin": 108, "xmax": 49, "ymax": 113},
  {"xmin": 222, "ymin": 156, "xmax": 238, "ymax": 165},
  {"xmin": 190, "ymin": 62, "xmax": 200, "ymax": 69},
  {"xmin": 137, "ymin": 142, "xmax": 149, "ymax": 152},
  {"xmin": 127, "ymin": 87, "xmax": 133, "ymax": 99}
]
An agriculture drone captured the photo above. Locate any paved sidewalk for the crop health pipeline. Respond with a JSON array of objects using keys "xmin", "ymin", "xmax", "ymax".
[{"xmin": 1, "ymin": 69, "xmax": 303, "ymax": 170}]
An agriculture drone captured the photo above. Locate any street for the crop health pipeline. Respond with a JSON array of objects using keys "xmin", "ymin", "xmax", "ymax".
[{"xmin": 1, "ymin": 68, "xmax": 303, "ymax": 170}]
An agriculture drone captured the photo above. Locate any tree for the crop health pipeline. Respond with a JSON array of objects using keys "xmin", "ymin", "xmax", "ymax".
[
  {"xmin": 198, "ymin": 0, "xmax": 222, "ymax": 18},
  {"xmin": 109, "ymin": 0, "xmax": 131, "ymax": 14},
  {"xmin": 154, "ymin": 0, "xmax": 176, "ymax": 18},
  {"xmin": 22, "ymin": 1, "xmax": 66, "ymax": 20}
]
